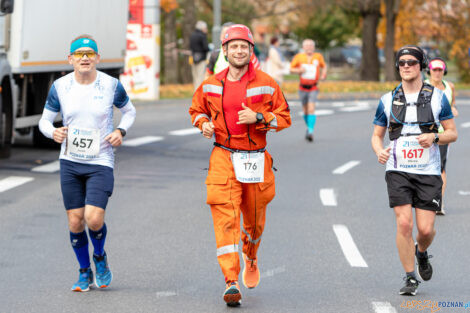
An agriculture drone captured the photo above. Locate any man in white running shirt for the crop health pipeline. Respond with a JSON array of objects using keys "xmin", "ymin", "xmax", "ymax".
[{"xmin": 39, "ymin": 34, "xmax": 136, "ymax": 292}]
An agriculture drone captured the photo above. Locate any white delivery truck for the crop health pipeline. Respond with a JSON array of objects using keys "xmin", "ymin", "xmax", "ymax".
[{"xmin": 0, "ymin": 0, "xmax": 128, "ymax": 157}]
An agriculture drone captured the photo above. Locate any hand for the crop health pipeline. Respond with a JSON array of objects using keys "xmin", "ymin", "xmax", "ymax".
[
  {"xmin": 377, "ymin": 147, "xmax": 391, "ymax": 164},
  {"xmin": 237, "ymin": 103, "xmax": 257, "ymax": 125},
  {"xmin": 417, "ymin": 133, "xmax": 434, "ymax": 148},
  {"xmin": 202, "ymin": 121, "xmax": 215, "ymax": 139},
  {"xmin": 53, "ymin": 126, "xmax": 68, "ymax": 143},
  {"xmin": 105, "ymin": 129, "xmax": 123, "ymax": 147}
]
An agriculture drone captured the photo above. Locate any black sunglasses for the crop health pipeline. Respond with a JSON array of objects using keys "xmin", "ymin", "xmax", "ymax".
[{"xmin": 398, "ymin": 59, "xmax": 419, "ymax": 67}]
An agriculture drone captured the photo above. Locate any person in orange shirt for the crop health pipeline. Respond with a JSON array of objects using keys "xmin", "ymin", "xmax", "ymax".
[
  {"xmin": 189, "ymin": 24, "xmax": 291, "ymax": 307},
  {"xmin": 290, "ymin": 39, "xmax": 327, "ymax": 142}
]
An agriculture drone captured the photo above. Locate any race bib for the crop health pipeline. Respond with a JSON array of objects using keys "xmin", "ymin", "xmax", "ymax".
[
  {"xmin": 301, "ymin": 64, "xmax": 317, "ymax": 80},
  {"xmin": 66, "ymin": 126, "xmax": 100, "ymax": 160},
  {"xmin": 393, "ymin": 136, "xmax": 429, "ymax": 169},
  {"xmin": 231, "ymin": 152, "xmax": 265, "ymax": 183}
]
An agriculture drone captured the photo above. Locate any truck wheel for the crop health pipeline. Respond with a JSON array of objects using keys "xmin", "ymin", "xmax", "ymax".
[{"xmin": 0, "ymin": 94, "xmax": 12, "ymax": 158}]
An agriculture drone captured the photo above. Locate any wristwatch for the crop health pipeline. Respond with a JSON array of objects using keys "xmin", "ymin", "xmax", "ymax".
[
  {"xmin": 256, "ymin": 112, "xmax": 264, "ymax": 123},
  {"xmin": 117, "ymin": 128, "xmax": 126, "ymax": 137},
  {"xmin": 433, "ymin": 133, "xmax": 439, "ymax": 144}
]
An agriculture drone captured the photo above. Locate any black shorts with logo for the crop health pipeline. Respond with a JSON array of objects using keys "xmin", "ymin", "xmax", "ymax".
[{"xmin": 385, "ymin": 171, "xmax": 442, "ymax": 211}]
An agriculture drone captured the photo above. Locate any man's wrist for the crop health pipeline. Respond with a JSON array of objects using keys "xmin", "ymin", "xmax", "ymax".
[{"xmin": 117, "ymin": 128, "xmax": 126, "ymax": 137}]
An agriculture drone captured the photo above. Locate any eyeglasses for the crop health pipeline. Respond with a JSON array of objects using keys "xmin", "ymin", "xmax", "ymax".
[
  {"xmin": 71, "ymin": 50, "xmax": 97, "ymax": 59},
  {"xmin": 398, "ymin": 59, "xmax": 419, "ymax": 67}
]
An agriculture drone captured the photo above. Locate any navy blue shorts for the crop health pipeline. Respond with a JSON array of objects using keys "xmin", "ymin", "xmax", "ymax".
[{"xmin": 60, "ymin": 159, "xmax": 114, "ymax": 210}]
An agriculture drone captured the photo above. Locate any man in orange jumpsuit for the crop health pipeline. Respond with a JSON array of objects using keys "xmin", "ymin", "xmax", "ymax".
[{"xmin": 189, "ymin": 24, "xmax": 291, "ymax": 307}]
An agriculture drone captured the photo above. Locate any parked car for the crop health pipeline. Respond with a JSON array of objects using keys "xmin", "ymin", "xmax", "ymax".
[{"xmin": 328, "ymin": 45, "xmax": 362, "ymax": 68}]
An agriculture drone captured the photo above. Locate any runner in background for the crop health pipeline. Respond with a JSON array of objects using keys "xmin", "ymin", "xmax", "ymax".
[
  {"xmin": 290, "ymin": 39, "xmax": 327, "ymax": 142},
  {"xmin": 425, "ymin": 57, "xmax": 458, "ymax": 215}
]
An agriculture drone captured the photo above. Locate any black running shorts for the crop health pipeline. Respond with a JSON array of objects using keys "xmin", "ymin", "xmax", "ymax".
[
  {"xmin": 439, "ymin": 144, "xmax": 448, "ymax": 173},
  {"xmin": 385, "ymin": 171, "xmax": 442, "ymax": 211}
]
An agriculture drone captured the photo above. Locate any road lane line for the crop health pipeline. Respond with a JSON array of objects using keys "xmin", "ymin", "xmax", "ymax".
[
  {"xmin": 371, "ymin": 302, "xmax": 397, "ymax": 313},
  {"xmin": 460, "ymin": 122, "xmax": 470, "ymax": 128},
  {"xmin": 332, "ymin": 160, "xmax": 361, "ymax": 174},
  {"xmin": 458, "ymin": 190, "xmax": 470, "ymax": 196},
  {"xmin": 0, "ymin": 176, "xmax": 35, "ymax": 193},
  {"xmin": 333, "ymin": 224, "xmax": 368, "ymax": 267},
  {"xmin": 260, "ymin": 266, "xmax": 286, "ymax": 278},
  {"xmin": 122, "ymin": 136, "xmax": 164, "ymax": 147},
  {"xmin": 320, "ymin": 188, "xmax": 337, "ymax": 206},
  {"xmin": 31, "ymin": 160, "xmax": 60, "ymax": 173},
  {"xmin": 169, "ymin": 128, "xmax": 201, "ymax": 136},
  {"xmin": 340, "ymin": 106, "xmax": 370, "ymax": 112},
  {"xmin": 156, "ymin": 291, "xmax": 177, "ymax": 298},
  {"xmin": 332, "ymin": 101, "xmax": 345, "ymax": 107},
  {"xmin": 298, "ymin": 110, "xmax": 334, "ymax": 117}
]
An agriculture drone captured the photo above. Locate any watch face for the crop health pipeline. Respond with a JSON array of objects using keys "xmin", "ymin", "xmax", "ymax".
[{"xmin": 256, "ymin": 113, "xmax": 263, "ymax": 122}]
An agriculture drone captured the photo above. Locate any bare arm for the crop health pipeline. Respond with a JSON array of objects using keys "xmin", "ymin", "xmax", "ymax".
[
  {"xmin": 438, "ymin": 118, "xmax": 458, "ymax": 145},
  {"xmin": 449, "ymin": 82, "xmax": 458, "ymax": 117},
  {"xmin": 371, "ymin": 125, "xmax": 391, "ymax": 164}
]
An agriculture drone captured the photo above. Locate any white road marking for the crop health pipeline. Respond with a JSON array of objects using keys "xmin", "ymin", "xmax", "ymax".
[
  {"xmin": 289, "ymin": 101, "xmax": 301, "ymax": 107},
  {"xmin": 298, "ymin": 109, "xmax": 334, "ymax": 117},
  {"xmin": 333, "ymin": 224, "xmax": 368, "ymax": 267},
  {"xmin": 169, "ymin": 128, "xmax": 201, "ymax": 136},
  {"xmin": 31, "ymin": 160, "xmax": 60, "ymax": 173},
  {"xmin": 122, "ymin": 136, "xmax": 164, "ymax": 147},
  {"xmin": 320, "ymin": 188, "xmax": 337, "ymax": 206},
  {"xmin": 460, "ymin": 122, "xmax": 470, "ymax": 128},
  {"xmin": 333, "ymin": 160, "xmax": 361, "ymax": 175},
  {"xmin": 156, "ymin": 291, "xmax": 177, "ymax": 298},
  {"xmin": 458, "ymin": 190, "xmax": 470, "ymax": 196},
  {"xmin": 260, "ymin": 266, "xmax": 286, "ymax": 278},
  {"xmin": 371, "ymin": 302, "xmax": 397, "ymax": 313},
  {"xmin": 332, "ymin": 101, "xmax": 345, "ymax": 107},
  {"xmin": 0, "ymin": 176, "xmax": 35, "ymax": 193},
  {"xmin": 340, "ymin": 105, "xmax": 370, "ymax": 112}
]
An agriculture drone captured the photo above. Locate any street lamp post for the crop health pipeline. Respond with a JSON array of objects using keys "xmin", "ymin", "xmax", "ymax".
[{"xmin": 212, "ymin": 0, "xmax": 221, "ymax": 48}]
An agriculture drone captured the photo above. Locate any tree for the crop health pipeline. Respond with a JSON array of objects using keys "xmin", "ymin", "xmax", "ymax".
[
  {"xmin": 383, "ymin": 0, "xmax": 400, "ymax": 81},
  {"xmin": 293, "ymin": 4, "xmax": 361, "ymax": 50}
]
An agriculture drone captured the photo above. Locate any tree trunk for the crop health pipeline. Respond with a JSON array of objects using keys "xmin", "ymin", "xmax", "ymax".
[
  {"xmin": 384, "ymin": 0, "xmax": 400, "ymax": 81},
  {"xmin": 359, "ymin": 0, "xmax": 380, "ymax": 81},
  {"xmin": 163, "ymin": 9, "xmax": 178, "ymax": 84},
  {"xmin": 179, "ymin": 0, "xmax": 196, "ymax": 84}
]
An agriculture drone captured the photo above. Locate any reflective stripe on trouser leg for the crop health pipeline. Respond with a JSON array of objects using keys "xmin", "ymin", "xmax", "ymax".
[{"xmin": 210, "ymin": 178, "xmax": 243, "ymax": 282}]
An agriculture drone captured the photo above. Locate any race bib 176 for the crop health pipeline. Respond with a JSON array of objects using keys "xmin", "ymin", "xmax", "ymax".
[{"xmin": 231, "ymin": 151, "xmax": 265, "ymax": 183}]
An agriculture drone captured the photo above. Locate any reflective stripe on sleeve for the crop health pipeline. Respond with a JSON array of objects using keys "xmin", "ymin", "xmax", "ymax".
[
  {"xmin": 269, "ymin": 112, "xmax": 277, "ymax": 128},
  {"xmin": 242, "ymin": 227, "xmax": 261, "ymax": 245},
  {"xmin": 246, "ymin": 86, "xmax": 275, "ymax": 98},
  {"xmin": 203, "ymin": 84, "xmax": 223, "ymax": 95},
  {"xmin": 217, "ymin": 244, "xmax": 239, "ymax": 256},
  {"xmin": 193, "ymin": 113, "xmax": 210, "ymax": 126}
]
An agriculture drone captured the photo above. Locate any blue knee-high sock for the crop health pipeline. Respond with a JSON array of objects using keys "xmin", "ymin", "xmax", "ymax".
[
  {"xmin": 303, "ymin": 114, "xmax": 308, "ymax": 126},
  {"xmin": 70, "ymin": 231, "xmax": 90, "ymax": 269},
  {"xmin": 88, "ymin": 223, "xmax": 107, "ymax": 257},
  {"xmin": 306, "ymin": 114, "xmax": 317, "ymax": 134}
]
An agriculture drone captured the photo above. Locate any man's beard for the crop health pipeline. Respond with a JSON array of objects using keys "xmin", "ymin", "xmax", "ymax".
[{"xmin": 228, "ymin": 56, "xmax": 249, "ymax": 69}]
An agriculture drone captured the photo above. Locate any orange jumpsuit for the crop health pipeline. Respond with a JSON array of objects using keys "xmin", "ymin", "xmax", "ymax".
[{"xmin": 189, "ymin": 64, "xmax": 291, "ymax": 282}]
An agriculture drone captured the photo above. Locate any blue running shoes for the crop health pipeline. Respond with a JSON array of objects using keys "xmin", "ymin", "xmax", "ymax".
[
  {"xmin": 93, "ymin": 251, "xmax": 112, "ymax": 288},
  {"xmin": 71, "ymin": 268, "xmax": 93, "ymax": 292}
]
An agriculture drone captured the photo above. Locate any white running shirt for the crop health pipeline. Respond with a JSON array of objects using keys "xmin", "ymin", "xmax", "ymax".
[{"xmin": 39, "ymin": 71, "xmax": 136, "ymax": 168}]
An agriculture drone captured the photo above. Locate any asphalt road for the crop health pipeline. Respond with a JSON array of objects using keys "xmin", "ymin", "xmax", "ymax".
[{"xmin": 1, "ymin": 97, "xmax": 470, "ymax": 313}]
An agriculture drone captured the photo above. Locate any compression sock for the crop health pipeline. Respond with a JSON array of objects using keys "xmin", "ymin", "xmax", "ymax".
[
  {"xmin": 303, "ymin": 114, "xmax": 308, "ymax": 126},
  {"xmin": 406, "ymin": 271, "xmax": 417, "ymax": 279},
  {"xmin": 306, "ymin": 114, "xmax": 317, "ymax": 134},
  {"xmin": 70, "ymin": 231, "xmax": 90, "ymax": 269},
  {"xmin": 88, "ymin": 223, "xmax": 107, "ymax": 257}
]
